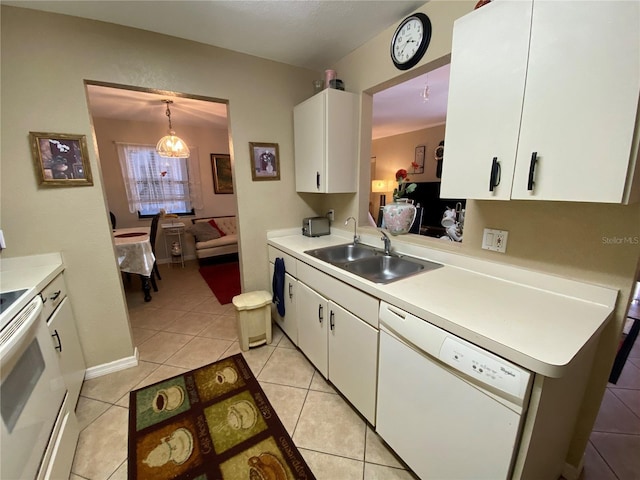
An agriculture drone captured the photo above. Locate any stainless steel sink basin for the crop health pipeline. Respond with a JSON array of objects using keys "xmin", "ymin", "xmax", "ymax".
[
  {"xmin": 305, "ymin": 243, "xmax": 442, "ymax": 284},
  {"xmin": 304, "ymin": 243, "xmax": 378, "ymax": 264},
  {"xmin": 343, "ymin": 255, "xmax": 442, "ymax": 284}
]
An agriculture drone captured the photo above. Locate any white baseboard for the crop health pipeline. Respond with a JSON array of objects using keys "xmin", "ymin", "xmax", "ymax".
[
  {"xmin": 562, "ymin": 455, "xmax": 584, "ymax": 480},
  {"xmin": 83, "ymin": 348, "xmax": 139, "ymax": 380}
]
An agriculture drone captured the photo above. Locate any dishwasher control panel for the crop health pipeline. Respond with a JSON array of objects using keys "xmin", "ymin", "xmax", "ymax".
[{"xmin": 439, "ymin": 337, "xmax": 528, "ymax": 398}]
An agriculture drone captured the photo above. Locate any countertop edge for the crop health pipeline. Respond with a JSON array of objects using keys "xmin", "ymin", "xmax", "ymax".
[{"xmin": 267, "ymin": 232, "xmax": 617, "ymax": 377}]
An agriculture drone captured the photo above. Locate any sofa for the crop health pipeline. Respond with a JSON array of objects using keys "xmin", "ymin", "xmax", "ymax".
[{"xmin": 188, "ymin": 216, "xmax": 238, "ymax": 261}]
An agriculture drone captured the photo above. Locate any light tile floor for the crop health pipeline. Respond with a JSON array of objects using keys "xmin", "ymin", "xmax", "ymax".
[
  {"xmin": 70, "ymin": 260, "xmax": 414, "ymax": 480},
  {"xmin": 581, "ymin": 315, "xmax": 640, "ymax": 480},
  {"xmin": 69, "ymin": 261, "xmax": 640, "ymax": 480}
]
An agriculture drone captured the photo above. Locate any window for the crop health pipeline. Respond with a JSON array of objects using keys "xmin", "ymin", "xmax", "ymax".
[{"xmin": 117, "ymin": 144, "xmax": 202, "ymax": 217}]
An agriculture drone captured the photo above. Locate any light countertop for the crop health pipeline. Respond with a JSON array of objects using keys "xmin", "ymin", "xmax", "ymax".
[
  {"xmin": 0, "ymin": 253, "xmax": 64, "ymax": 329},
  {"xmin": 267, "ymin": 229, "xmax": 617, "ymax": 377}
]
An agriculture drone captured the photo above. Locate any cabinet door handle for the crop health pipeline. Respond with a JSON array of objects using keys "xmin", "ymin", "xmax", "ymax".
[
  {"xmin": 51, "ymin": 329, "xmax": 62, "ymax": 352},
  {"xmin": 527, "ymin": 152, "xmax": 538, "ymax": 191},
  {"xmin": 329, "ymin": 310, "xmax": 335, "ymax": 331},
  {"xmin": 316, "ymin": 172, "xmax": 320, "ymax": 190},
  {"xmin": 489, "ymin": 157, "xmax": 501, "ymax": 192},
  {"xmin": 318, "ymin": 304, "xmax": 323, "ymax": 323},
  {"xmin": 50, "ymin": 290, "xmax": 62, "ymax": 302},
  {"xmin": 288, "ymin": 283, "xmax": 293, "ymax": 299}
]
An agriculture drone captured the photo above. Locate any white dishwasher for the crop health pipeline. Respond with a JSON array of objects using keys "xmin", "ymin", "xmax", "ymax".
[{"xmin": 377, "ymin": 302, "xmax": 533, "ymax": 480}]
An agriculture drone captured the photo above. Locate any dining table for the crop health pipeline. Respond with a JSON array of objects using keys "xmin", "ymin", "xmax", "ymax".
[{"xmin": 112, "ymin": 227, "xmax": 157, "ymax": 302}]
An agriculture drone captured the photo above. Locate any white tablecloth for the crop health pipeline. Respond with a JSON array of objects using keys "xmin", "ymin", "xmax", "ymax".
[{"xmin": 113, "ymin": 227, "xmax": 155, "ymax": 277}]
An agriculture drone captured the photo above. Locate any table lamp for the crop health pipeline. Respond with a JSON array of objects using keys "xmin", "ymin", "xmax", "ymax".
[{"xmin": 371, "ymin": 179, "xmax": 392, "ymax": 227}]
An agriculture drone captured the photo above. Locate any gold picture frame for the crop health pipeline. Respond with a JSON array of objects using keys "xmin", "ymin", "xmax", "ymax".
[
  {"xmin": 29, "ymin": 132, "xmax": 93, "ymax": 186},
  {"xmin": 249, "ymin": 142, "xmax": 280, "ymax": 181},
  {"xmin": 211, "ymin": 154, "xmax": 233, "ymax": 194}
]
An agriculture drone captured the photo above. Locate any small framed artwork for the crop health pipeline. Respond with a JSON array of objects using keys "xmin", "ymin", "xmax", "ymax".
[
  {"xmin": 413, "ymin": 145, "xmax": 426, "ymax": 174},
  {"xmin": 210, "ymin": 153, "xmax": 233, "ymax": 194},
  {"xmin": 29, "ymin": 132, "xmax": 93, "ymax": 186},
  {"xmin": 249, "ymin": 142, "xmax": 280, "ymax": 181}
]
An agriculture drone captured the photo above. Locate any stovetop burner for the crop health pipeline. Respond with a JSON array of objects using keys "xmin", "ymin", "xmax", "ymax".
[{"xmin": 0, "ymin": 289, "xmax": 29, "ymax": 314}]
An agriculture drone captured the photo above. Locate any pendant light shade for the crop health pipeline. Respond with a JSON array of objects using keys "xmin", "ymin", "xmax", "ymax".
[{"xmin": 156, "ymin": 100, "xmax": 190, "ymax": 158}]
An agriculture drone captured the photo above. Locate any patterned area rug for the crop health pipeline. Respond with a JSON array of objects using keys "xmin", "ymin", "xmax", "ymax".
[{"xmin": 128, "ymin": 354, "xmax": 315, "ymax": 480}]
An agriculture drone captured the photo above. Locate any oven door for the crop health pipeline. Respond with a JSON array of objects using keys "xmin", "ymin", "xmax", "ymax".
[{"xmin": 1, "ymin": 296, "xmax": 66, "ymax": 480}]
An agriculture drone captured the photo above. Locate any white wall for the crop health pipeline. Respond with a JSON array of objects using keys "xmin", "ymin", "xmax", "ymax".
[{"xmin": 0, "ymin": 6, "xmax": 322, "ymax": 367}]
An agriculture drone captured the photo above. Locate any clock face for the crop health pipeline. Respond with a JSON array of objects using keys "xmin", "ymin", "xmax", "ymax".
[{"xmin": 390, "ymin": 13, "xmax": 432, "ymax": 70}]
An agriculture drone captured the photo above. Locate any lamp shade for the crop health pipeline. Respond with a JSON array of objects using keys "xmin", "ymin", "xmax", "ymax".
[
  {"xmin": 156, "ymin": 132, "xmax": 190, "ymax": 158},
  {"xmin": 371, "ymin": 179, "xmax": 392, "ymax": 193}
]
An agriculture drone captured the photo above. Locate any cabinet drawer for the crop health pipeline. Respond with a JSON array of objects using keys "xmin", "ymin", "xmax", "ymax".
[
  {"xmin": 41, "ymin": 273, "xmax": 67, "ymax": 321},
  {"xmin": 297, "ymin": 261, "xmax": 379, "ymax": 328},
  {"xmin": 268, "ymin": 245, "xmax": 297, "ymax": 277}
]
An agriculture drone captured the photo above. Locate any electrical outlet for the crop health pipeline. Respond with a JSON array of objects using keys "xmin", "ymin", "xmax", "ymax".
[
  {"xmin": 327, "ymin": 209, "xmax": 335, "ymax": 222},
  {"xmin": 482, "ymin": 228, "xmax": 508, "ymax": 253}
]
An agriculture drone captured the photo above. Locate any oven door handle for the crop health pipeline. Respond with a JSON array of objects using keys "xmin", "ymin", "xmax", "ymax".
[{"xmin": 0, "ymin": 296, "xmax": 44, "ymax": 360}]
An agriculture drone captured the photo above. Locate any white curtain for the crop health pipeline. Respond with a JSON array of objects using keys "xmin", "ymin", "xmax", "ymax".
[{"xmin": 116, "ymin": 143, "xmax": 202, "ymax": 214}]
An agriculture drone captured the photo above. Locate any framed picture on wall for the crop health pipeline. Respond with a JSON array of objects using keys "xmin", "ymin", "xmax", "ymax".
[
  {"xmin": 29, "ymin": 132, "xmax": 93, "ymax": 186},
  {"xmin": 249, "ymin": 142, "xmax": 280, "ymax": 181},
  {"xmin": 413, "ymin": 145, "xmax": 425, "ymax": 174},
  {"xmin": 211, "ymin": 154, "xmax": 233, "ymax": 194}
]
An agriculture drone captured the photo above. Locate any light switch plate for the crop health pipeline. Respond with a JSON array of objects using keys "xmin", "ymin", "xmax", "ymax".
[{"xmin": 482, "ymin": 228, "xmax": 508, "ymax": 253}]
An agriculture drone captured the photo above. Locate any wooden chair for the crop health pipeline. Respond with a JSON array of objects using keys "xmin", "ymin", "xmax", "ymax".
[{"xmin": 149, "ymin": 213, "xmax": 162, "ymax": 281}]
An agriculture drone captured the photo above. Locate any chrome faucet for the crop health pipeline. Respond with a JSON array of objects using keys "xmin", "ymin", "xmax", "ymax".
[
  {"xmin": 345, "ymin": 216, "xmax": 359, "ymax": 244},
  {"xmin": 380, "ymin": 230, "xmax": 392, "ymax": 255}
]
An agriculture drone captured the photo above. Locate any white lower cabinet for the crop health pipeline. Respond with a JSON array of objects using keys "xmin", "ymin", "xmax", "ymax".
[
  {"xmin": 48, "ymin": 298, "xmax": 86, "ymax": 408},
  {"xmin": 268, "ymin": 246, "xmax": 380, "ymax": 424},
  {"xmin": 297, "ymin": 282, "xmax": 329, "ymax": 377},
  {"xmin": 296, "ymin": 262, "xmax": 379, "ymax": 425},
  {"xmin": 269, "ymin": 262, "xmax": 299, "ymax": 345},
  {"xmin": 41, "ymin": 271, "xmax": 85, "ymax": 480},
  {"xmin": 327, "ymin": 302, "xmax": 378, "ymax": 424}
]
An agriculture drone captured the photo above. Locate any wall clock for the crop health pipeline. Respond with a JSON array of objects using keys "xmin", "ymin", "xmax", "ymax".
[{"xmin": 390, "ymin": 13, "xmax": 432, "ymax": 71}]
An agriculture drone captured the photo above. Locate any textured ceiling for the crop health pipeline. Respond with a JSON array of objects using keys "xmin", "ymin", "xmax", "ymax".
[{"xmin": 9, "ymin": 1, "xmax": 449, "ymax": 138}]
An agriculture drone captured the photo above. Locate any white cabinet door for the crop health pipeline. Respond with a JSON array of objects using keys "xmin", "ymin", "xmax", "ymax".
[
  {"xmin": 48, "ymin": 298, "xmax": 86, "ymax": 408},
  {"xmin": 296, "ymin": 282, "xmax": 328, "ymax": 378},
  {"xmin": 328, "ymin": 302, "xmax": 378, "ymax": 424},
  {"xmin": 442, "ymin": 0, "xmax": 639, "ymax": 203},
  {"xmin": 441, "ymin": 0, "xmax": 531, "ymax": 200},
  {"xmin": 294, "ymin": 89, "xmax": 359, "ymax": 193},
  {"xmin": 270, "ymin": 262, "xmax": 299, "ymax": 346},
  {"xmin": 511, "ymin": 1, "xmax": 640, "ymax": 202}
]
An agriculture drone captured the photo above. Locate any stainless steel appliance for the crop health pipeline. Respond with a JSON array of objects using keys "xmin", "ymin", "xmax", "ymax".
[
  {"xmin": 1, "ymin": 294, "xmax": 66, "ymax": 479},
  {"xmin": 302, "ymin": 216, "xmax": 330, "ymax": 237},
  {"xmin": 376, "ymin": 302, "xmax": 533, "ymax": 479}
]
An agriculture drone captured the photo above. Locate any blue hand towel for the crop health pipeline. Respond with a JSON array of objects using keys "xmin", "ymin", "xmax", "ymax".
[{"xmin": 272, "ymin": 257, "xmax": 286, "ymax": 317}]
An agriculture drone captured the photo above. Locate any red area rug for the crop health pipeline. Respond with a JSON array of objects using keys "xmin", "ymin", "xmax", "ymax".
[{"xmin": 199, "ymin": 261, "xmax": 241, "ymax": 305}]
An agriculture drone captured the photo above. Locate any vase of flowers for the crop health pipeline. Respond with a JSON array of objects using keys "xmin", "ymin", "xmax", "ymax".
[{"xmin": 383, "ymin": 169, "xmax": 418, "ymax": 235}]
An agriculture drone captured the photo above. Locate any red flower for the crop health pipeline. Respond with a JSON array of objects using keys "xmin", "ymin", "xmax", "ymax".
[{"xmin": 395, "ymin": 169, "xmax": 408, "ymax": 181}]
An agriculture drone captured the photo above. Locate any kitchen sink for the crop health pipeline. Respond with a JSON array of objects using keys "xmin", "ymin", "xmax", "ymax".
[
  {"xmin": 304, "ymin": 243, "xmax": 378, "ymax": 264},
  {"xmin": 304, "ymin": 243, "xmax": 442, "ymax": 284}
]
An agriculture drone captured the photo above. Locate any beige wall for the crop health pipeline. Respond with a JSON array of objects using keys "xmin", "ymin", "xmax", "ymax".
[
  {"xmin": 0, "ymin": 6, "xmax": 322, "ymax": 367},
  {"xmin": 329, "ymin": 0, "xmax": 640, "ymax": 468},
  {"xmin": 371, "ymin": 124, "xmax": 446, "ymax": 214},
  {"xmin": 93, "ymin": 116, "xmax": 235, "ymax": 262}
]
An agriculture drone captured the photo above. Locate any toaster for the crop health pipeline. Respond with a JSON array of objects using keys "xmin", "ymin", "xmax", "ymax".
[{"xmin": 302, "ymin": 217, "xmax": 331, "ymax": 237}]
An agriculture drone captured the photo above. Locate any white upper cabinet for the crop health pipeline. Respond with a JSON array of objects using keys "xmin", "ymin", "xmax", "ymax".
[
  {"xmin": 294, "ymin": 89, "xmax": 359, "ymax": 193},
  {"xmin": 441, "ymin": 0, "xmax": 640, "ymax": 204}
]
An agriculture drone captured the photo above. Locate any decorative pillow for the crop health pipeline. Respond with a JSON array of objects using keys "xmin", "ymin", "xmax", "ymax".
[
  {"xmin": 208, "ymin": 219, "xmax": 227, "ymax": 237},
  {"xmin": 187, "ymin": 222, "xmax": 221, "ymax": 242}
]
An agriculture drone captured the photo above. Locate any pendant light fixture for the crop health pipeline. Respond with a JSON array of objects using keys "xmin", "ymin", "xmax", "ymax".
[{"xmin": 156, "ymin": 99, "xmax": 190, "ymax": 158}]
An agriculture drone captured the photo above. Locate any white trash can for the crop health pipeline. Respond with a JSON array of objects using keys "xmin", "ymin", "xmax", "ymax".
[{"xmin": 232, "ymin": 290, "xmax": 272, "ymax": 351}]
